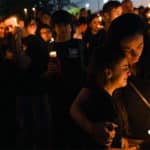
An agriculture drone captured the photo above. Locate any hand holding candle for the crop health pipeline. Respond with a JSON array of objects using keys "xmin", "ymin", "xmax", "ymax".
[{"xmin": 48, "ymin": 51, "xmax": 61, "ymax": 77}]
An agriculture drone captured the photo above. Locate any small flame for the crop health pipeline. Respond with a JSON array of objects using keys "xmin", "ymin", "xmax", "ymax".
[
  {"xmin": 49, "ymin": 51, "xmax": 57, "ymax": 58},
  {"xmin": 148, "ymin": 129, "xmax": 150, "ymax": 135}
]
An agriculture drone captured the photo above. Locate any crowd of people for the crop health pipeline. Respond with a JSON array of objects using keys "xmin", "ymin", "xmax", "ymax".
[{"xmin": 0, "ymin": 0, "xmax": 148, "ymax": 149}]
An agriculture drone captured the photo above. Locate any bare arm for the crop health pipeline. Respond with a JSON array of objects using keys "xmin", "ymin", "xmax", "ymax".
[
  {"xmin": 70, "ymin": 88, "xmax": 117, "ymax": 147},
  {"xmin": 70, "ymin": 88, "xmax": 93, "ymax": 134}
]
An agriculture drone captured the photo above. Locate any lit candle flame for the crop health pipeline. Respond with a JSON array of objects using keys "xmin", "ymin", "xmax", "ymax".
[
  {"xmin": 24, "ymin": 8, "xmax": 28, "ymax": 14},
  {"xmin": 32, "ymin": 7, "xmax": 36, "ymax": 12},
  {"xmin": 148, "ymin": 129, "xmax": 150, "ymax": 135},
  {"xmin": 49, "ymin": 51, "xmax": 57, "ymax": 58}
]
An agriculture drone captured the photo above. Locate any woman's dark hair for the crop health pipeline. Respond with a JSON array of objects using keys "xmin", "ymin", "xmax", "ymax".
[
  {"xmin": 87, "ymin": 46, "xmax": 126, "ymax": 87},
  {"xmin": 87, "ymin": 13, "xmax": 99, "ymax": 24},
  {"xmin": 106, "ymin": 13, "xmax": 146, "ymax": 48}
]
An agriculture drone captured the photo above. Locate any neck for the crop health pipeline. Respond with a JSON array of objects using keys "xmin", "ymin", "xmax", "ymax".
[
  {"xmin": 55, "ymin": 34, "xmax": 71, "ymax": 43},
  {"xmin": 104, "ymin": 83, "xmax": 116, "ymax": 96}
]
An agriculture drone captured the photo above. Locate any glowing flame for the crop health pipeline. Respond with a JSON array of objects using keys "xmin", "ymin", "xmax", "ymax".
[
  {"xmin": 49, "ymin": 51, "xmax": 57, "ymax": 58},
  {"xmin": 148, "ymin": 129, "xmax": 150, "ymax": 135}
]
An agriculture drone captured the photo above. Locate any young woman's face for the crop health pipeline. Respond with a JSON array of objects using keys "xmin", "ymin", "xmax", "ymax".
[
  {"xmin": 120, "ymin": 34, "xmax": 144, "ymax": 65},
  {"xmin": 110, "ymin": 57, "xmax": 131, "ymax": 89},
  {"xmin": 40, "ymin": 28, "xmax": 52, "ymax": 42},
  {"xmin": 89, "ymin": 17, "xmax": 102, "ymax": 33}
]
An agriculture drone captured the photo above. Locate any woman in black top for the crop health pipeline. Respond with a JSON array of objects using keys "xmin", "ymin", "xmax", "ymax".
[{"xmin": 70, "ymin": 46, "xmax": 132, "ymax": 149}]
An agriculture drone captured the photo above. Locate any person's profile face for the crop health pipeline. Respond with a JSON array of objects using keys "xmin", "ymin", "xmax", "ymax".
[
  {"xmin": 120, "ymin": 34, "xmax": 144, "ymax": 66},
  {"xmin": 110, "ymin": 6, "xmax": 123, "ymax": 21},
  {"xmin": 40, "ymin": 28, "xmax": 52, "ymax": 42},
  {"xmin": 89, "ymin": 17, "xmax": 102, "ymax": 33},
  {"xmin": 110, "ymin": 57, "xmax": 131, "ymax": 89}
]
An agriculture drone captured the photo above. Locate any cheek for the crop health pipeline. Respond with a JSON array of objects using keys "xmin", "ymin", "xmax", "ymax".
[
  {"xmin": 112, "ymin": 72, "xmax": 127, "ymax": 85},
  {"xmin": 124, "ymin": 53, "xmax": 132, "ymax": 63}
]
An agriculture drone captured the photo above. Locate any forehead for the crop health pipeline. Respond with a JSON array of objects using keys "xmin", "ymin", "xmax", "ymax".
[
  {"xmin": 40, "ymin": 28, "xmax": 50, "ymax": 31},
  {"xmin": 114, "ymin": 57, "xmax": 128, "ymax": 68},
  {"xmin": 91, "ymin": 17, "xmax": 100, "ymax": 22},
  {"xmin": 111, "ymin": 6, "xmax": 122, "ymax": 13},
  {"xmin": 120, "ymin": 34, "xmax": 144, "ymax": 48}
]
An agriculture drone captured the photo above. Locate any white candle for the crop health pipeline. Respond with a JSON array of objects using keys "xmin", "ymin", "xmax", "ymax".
[
  {"xmin": 32, "ymin": 7, "xmax": 36, "ymax": 17},
  {"xmin": 24, "ymin": 8, "xmax": 28, "ymax": 17},
  {"xmin": 148, "ymin": 129, "xmax": 150, "ymax": 135},
  {"xmin": 49, "ymin": 51, "xmax": 57, "ymax": 58}
]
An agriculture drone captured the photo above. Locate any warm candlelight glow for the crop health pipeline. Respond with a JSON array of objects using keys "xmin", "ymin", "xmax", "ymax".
[
  {"xmin": 4, "ymin": 16, "xmax": 18, "ymax": 27},
  {"xmin": 98, "ymin": 15, "xmax": 102, "ymax": 22},
  {"xmin": 49, "ymin": 51, "xmax": 57, "ymax": 58},
  {"xmin": 148, "ymin": 129, "xmax": 150, "ymax": 135},
  {"xmin": 148, "ymin": 3, "xmax": 150, "ymax": 8},
  {"xmin": 24, "ymin": 8, "xmax": 28, "ymax": 14},
  {"xmin": 32, "ymin": 7, "xmax": 36, "ymax": 12},
  {"xmin": 147, "ymin": 13, "xmax": 150, "ymax": 18}
]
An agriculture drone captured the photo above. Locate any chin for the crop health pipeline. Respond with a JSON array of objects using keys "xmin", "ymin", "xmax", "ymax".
[{"xmin": 121, "ymin": 82, "xmax": 127, "ymax": 88}]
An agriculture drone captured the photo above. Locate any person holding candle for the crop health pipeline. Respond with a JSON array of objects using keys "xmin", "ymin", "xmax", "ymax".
[
  {"xmin": 70, "ymin": 46, "xmax": 132, "ymax": 149},
  {"xmin": 47, "ymin": 10, "xmax": 85, "ymax": 149},
  {"xmin": 70, "ymin": 13, "xmax": 150, "ymax": 149}
]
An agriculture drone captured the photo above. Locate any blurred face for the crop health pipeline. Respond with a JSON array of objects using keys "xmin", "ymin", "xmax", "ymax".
[
  {"xmin": 26, "ymin": 19, "xmax": 37, "ymax": 35},
  {"xmin": 0, "ymin": 22, "xmax": 5, "ymax": 38},
  {"xmin": 40, "ymin": 28, "xmax": 52, "ymax": 42},
  {"xmin": 54, "ymin": 23, "xmax": 72, "ymax": 38},
  {"xmin": 80, "ymin": 24, "xmax": 88, "ymax": 33},
  {"xmin": 41, "ymin": 14, "xmax": 51, "ymax": 25},
  {"xmin": 120, "ymin": 34, "xmax": 144, "ymax": 65},
  {"xmin": 89, "ymin": 17, "xmax": 102, "ymax": 33},
  {"xmin": 110, "ymin": 6, "xmax": 123, "ymax": 21},
  {"xmin": 110, "ymin": 57, "xmax": 131, "ymax": 89}
]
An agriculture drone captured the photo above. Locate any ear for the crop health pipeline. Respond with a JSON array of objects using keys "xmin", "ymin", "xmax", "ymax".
[{"xmin": 105, "ymin": 68, "xmax": 113, "ymax": 80}]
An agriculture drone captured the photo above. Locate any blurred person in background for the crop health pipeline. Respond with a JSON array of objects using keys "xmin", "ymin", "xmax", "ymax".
[
  {"xmin": 83, "ymin": 13, "xmax": 105, "ymax": 68},
  {"xmin": 73, "ymin": 17, "xmax": 88, "ymax": 40},
  {"xmin": 102, "ymin": 0, "xmax": 123, "ymax": 31},
  {"xmin": 47, "ymin": 10, "xmax": 85, "ymax": 149},
  {"xmin": 121, "ymin": 0, "xmax": 134, "ymax": 14}
]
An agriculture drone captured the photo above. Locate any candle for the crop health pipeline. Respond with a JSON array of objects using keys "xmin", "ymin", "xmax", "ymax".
[
  {"xmin": 148, "ymin": 129, "xmax": 150, "ymax": 135},
  {"xmin": 32, "ymin": 7, "xmax": 36, "ymax": 17},
  {"xmin": 24, "ymin": 8, "xmax": 28, "ymax": 18},
  {"xmin": 49, "ymin": 51, "xmax": 57, "ymax": 58}
]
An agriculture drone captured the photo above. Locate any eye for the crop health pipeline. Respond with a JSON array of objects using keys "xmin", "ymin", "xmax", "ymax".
[
  {"xmin": 123, "ymin": 49, "xmax": 132, "ymax": 55},
  {"xmin": 137, "ymin": 43, "xmax": 143, "ymax": 50}
]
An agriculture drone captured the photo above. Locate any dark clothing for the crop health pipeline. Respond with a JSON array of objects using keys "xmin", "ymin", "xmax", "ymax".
[
  {"xmin": 83, "ymin": 29, "xmax": 106, "ymax": 66},
  {"xmin": 20, "ymin": 35, "xmax": 49, "ymax": 95},
  {"xmin": 121, "ymin": 77, "xmax": 150, "ymax": 139},
  {"xmin": 48, "ymin": 39, "xmax": 85, "ymax": 149},
  {"xmin": 71, "ymin": 85, "xmax": 122, "ymax": 149},
  {"xmin": 138, "ymin": 28, "xmax": 150, "ymax": 79}
]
